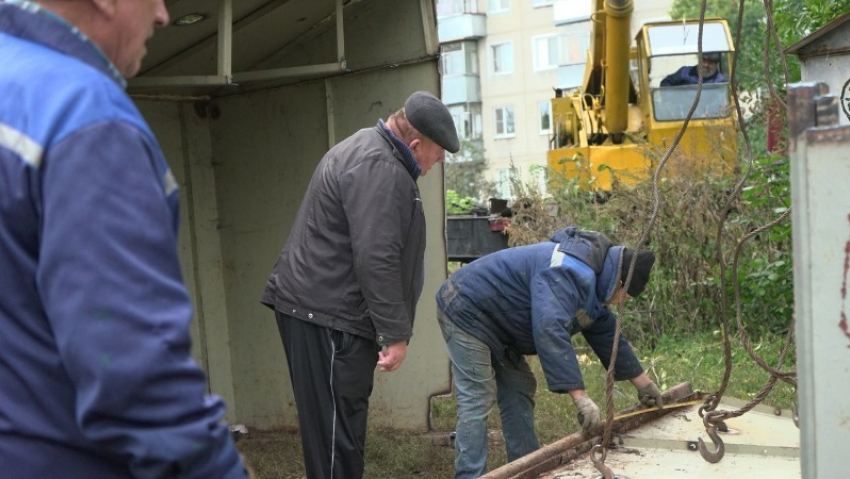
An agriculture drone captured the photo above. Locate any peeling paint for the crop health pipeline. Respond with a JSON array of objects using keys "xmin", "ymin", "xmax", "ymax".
[{"xmin": 842, "ymin": 213, "xmax": 850, "ymax": 348}]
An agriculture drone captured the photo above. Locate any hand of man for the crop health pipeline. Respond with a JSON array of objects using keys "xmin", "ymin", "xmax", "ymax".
[
  {"xmin": 377, "ymin": 341, "xmax": 407, "ymax": 372},
  {"xmin": 573, "ymin": 394, "xmax": 602, "ymax": 435},
  {"xmin": 636, "ymin": 381, "xmax": 664, "ymax": 408}
]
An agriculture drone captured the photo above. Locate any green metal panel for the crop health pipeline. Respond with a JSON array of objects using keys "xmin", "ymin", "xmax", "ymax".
[
  {"xmin": 132, "ymin": 0, "xmax": 449, "ymax": 432},
  {"xmin": 326, "ymin": 64, "xmax": 451, "ymax": 430},
  {"xmin": 205, "ymin": 62, "xmax": 451, "ymax": 431},
  {"xmin": 211, "ymin": 82, "xmax": 331, "ymax": 428},
  {"xmin": 789, "ymin": 82, "xmax": 850, "ymax": 478},
  {"xmin": 136, "ymin": 99, "xmax": 239, "ymax": 419}
]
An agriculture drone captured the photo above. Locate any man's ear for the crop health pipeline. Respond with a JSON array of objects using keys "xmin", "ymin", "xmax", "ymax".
[
  {"xmin": 90, "ymin": 0, "xmax": 118, "ymax": 17},
  {"xmin": 408, "ymin": 138, "xmax": 421, "ymax": 151}
]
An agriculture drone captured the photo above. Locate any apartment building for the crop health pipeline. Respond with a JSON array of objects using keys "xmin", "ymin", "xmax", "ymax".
[{"xmin": 437, "ymin": 0, "xmax": 673, "ymax": 199}]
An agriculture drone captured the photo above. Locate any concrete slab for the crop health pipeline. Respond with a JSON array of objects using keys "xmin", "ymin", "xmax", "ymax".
[{"xmin": 539, "ymin": 400, "xmax": 800, "ymax": 479}]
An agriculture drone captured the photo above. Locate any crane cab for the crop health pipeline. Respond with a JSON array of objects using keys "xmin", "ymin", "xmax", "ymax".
[
  {"xmin": 547, "ymin": 10, "xmax": 738, "ymax": 191},
  {"xmin": 636, "ymin": 19, "xmax": 738, "ymax": 178}
]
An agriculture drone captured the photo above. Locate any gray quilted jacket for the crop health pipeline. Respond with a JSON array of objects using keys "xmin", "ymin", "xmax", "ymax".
[{"xmin": 261, "ymin": 125, "xmax": 426, "ymax": 346}]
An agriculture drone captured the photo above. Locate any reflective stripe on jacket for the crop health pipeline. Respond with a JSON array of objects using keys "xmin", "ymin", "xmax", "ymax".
[{"xmin": 0, "ymin": 3, "xmax": 244, "ymax": 478}]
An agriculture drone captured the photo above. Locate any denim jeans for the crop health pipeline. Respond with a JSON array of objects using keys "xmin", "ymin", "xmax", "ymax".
[{"xmin": 438, "ymin": 310, "xmax": 540, "ymax": 479}]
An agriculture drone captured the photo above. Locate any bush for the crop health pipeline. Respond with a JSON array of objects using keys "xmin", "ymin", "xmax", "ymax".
[
  {"xmin": 445, "ymin": 189, "xmax": 476, "ymax": 215},
  {"xmin": 503, "ymin": 132, "xmax": 793, "ymax": 343}
]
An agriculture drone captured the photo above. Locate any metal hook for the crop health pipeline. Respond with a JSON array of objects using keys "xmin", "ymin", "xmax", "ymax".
[
  {"xmin": 697, "ymin": 424, "xmax": 726, "ymax": 463},
  {"xmin": 590, "ymin": 444, "xmax": 614, "ymax": 479},
  {"xmin": 698, "ymin": 395, "xmax": 717, "ymax": 418}
]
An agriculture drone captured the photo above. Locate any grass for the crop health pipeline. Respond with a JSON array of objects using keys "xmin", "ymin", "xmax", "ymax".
[{"xmin": 237, "ymin": 330, "xmax": 797, "ymax": 478}]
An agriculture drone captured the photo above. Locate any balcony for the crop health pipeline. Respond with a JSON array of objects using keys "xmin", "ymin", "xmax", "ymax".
[
  {"xmin": 438, "ymin": 14, "xmax": 487, "ymax": 43},
  {"xmin": 442, "ymin": 75, "xmax": 481, "ymax": 104},
  {"xmin": 556, "ymin": 63, "xmax": 585, "ymax": 90},
  {"xmin": 553, "ymin": 0, "xmax": 590, "ymax": 26}
]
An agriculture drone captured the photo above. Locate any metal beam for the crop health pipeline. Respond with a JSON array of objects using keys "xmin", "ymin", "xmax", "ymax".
[
  {"xmin": 217, "ymin": 0, "xmax": 233, "ymax": 78},
  {"xmin": 619, "ymin": 437, "xmax": 800, "ymax": 459},
  {"xmin": 135, "ymin": 0, "xmax": 348, "ymax": 90},
  {"xmin": 143, "ymin": 0, "xmax": 295, "ymax": 76},
  {"xmin": 335, "ymin": 0, "xmax": 346, "ymax": 69},
  {"xmin": 325, "ymin": 79, "xmax": 336, "ymax": 147},
  {"xmin": 131, "ymin": 63, "xmax": 346, "ymax": 90},
  {"xmin": 419, "ymin": 0, "xmax": 438, "ymax": 56},
  {"xmin": 128, "ymin": 75, "xmax": 231, "ymax": 88},
  {"xmin": 232, "ymin": 63, "xmax": 342, "ymax": 83}
]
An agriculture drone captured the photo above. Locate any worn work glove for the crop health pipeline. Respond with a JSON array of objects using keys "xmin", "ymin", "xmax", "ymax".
[
  {"xmin": 573, "ymin": 395, "xmax": 603, "ymax": 435},
  {"xmin": 637, "ymin": 381, "xmax": 664, "ymax": 408}
]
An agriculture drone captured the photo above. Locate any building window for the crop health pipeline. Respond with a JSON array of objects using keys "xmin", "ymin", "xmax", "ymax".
[
  {"xmin": 441, "ymin": 50, "xmax": 463, "ymax": 76},
  {"xmin": 538, "ymin": 100, "xmax": 552, "ymax": 134},
  {"xmin": 436, "ymin": 0, "xmax": 479, "ymax": 17},
  {"xmin": 533, "ymin": 35, "xmax": 561, "ymax": 71},
  {"xmin": 441, "ymin": 41, "xmax": 479, "ymax": 76},
  {"xmin": 488, "ymin": 0, "xmax": 509, "ymax": 14},
  {"xmin": 449, "ymin": 104, "xmax": 483, "ymax": 140},
  {"xmin": 494, "ymin": 106, "xmax": 515, "ymax": 137},
  {"xmin": 562, "ymin": 30, "xmax": 590, "ymax": 65},
  {"xmin": 490, "ymin": 42, "xmax": 514, "ymax": 75},
  {"xmin": 533, "ymin": 32, "xmax": 590, "ymax": 72},
  {"xmin": 554, "ymin": 0, "xmax": 592, "ymax": 24},
  {"xmin": 496, "ymin": 168, "xmax": 514, "ymax": 199},
  {"xmin": 530, "ymin": 165, "xmax": 548, "ymax": 195}
]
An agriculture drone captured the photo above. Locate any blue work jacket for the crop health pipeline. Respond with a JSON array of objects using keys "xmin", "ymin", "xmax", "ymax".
[
  {"xmin": 436, "ymin": 227, "xmax": 644, "ymax": 392},
  {"xmin": 660, "ymin": 65, "xmax": 727, "ymax": 86},
  {"xmin": 0, "ymin": 3, "xmax": 245, "ymax": 478}
]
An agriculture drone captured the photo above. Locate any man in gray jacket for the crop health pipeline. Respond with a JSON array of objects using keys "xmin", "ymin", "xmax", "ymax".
[{"xmin": 261, "ymin": 91, "xmax": 458, "ymax": 479}]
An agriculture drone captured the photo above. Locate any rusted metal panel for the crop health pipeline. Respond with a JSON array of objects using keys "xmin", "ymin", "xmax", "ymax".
[
  {"xmin": 787, "ymin": 82, "xmax": 830, "ymax": 151},
  {"xmin": 790, "ymin": 81, "xmax": 850, "ymax": 478}
]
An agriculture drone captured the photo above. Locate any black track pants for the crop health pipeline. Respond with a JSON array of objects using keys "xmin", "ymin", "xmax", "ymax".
[{"xmin": 276, "ymin": 312, "xmax": 380, "ymax": 479}]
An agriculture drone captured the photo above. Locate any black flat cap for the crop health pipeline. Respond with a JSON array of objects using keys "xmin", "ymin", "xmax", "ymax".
[
  {"xmin": 703, "ymin": 51, "xmax": 721, "ymax": 62},
  {"xmin": 620, "ymin": 249, "xmax": 656, "ymax": 297},
  {"xmin": 404, "ymin": 91, "xmax": 460, "ymax": 153}
]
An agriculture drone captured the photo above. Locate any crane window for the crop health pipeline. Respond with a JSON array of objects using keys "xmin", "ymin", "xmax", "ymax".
[
  {"xmin": 647, "ymin": 23, "xmax": 731, "ymax": 55},
  {"xmin": 651, "ymin": 83, "xmax": 730, "ymax": 121}
]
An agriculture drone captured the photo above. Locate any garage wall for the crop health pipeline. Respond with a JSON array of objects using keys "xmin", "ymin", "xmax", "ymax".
[
  {"xmin": 208, "ymin": 60, "xmax": 450, "ymax": 429},
  {"xmin": 133, "ymin": 0, "xmax": 449, "ymax": 431},
  {"xmin": 136, "ymin": 99, "xmax": 239, "ymax": 417},
  {"xmin": 326, "ymin": 64, "xmax": 450, "ymax": 427},
  {"xmin": 208, "ymin": 81, "xmax": 330, "ymax": 427}
]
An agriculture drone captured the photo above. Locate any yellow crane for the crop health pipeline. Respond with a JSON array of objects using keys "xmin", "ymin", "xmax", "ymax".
[{"xmin": 548, "ymin": 0, "xmax": 738, "ymax": 190}]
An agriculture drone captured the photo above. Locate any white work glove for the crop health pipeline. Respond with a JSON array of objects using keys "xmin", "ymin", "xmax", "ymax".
[
  {"xmin": 573, "ymin": 395, "xmax": 603, "ymax": 434},
  {"xmin": 636, "ymin": 381, "xmax": 664, "ymax": 408}
]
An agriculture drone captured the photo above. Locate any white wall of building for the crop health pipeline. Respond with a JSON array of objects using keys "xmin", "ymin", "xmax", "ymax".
[{"xmin": 481, "ymin": 0, "xmax": 560, "ymax": 198}]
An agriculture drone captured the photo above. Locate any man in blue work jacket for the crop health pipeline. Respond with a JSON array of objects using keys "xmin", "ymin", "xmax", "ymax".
[
  {"xmin": 436, "ymin": 227, "xmax": 663, "ymax": 479},
  {"xmin": 661, "ymin": 51, "xmax": 727, "ymax": 86},
  {"xmin": 0, "ymin": 1, "xmax": 249, "ymax": 477}
]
